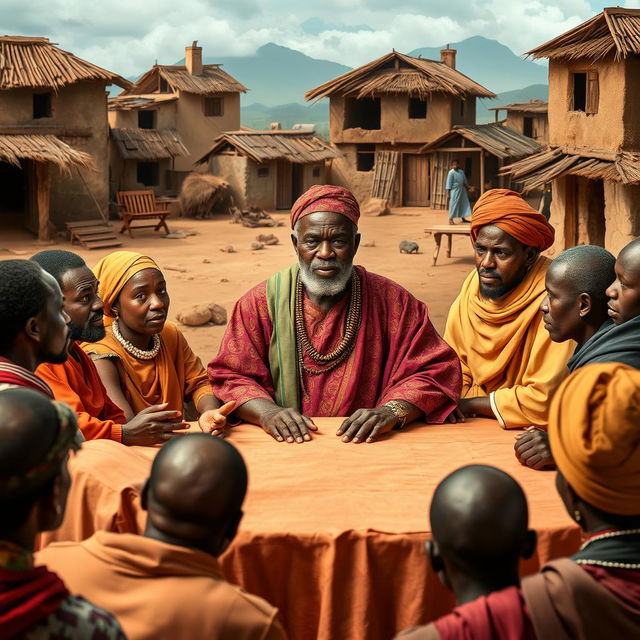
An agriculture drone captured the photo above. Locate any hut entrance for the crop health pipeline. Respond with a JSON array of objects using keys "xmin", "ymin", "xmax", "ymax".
[
  {"xmin": 276, "ymin": 160, "xmax": 303, "ymax": 210},
  {"xmin": 402, "ymin": 154, "xmax": 429, "ymax": 206},
  {"xmin": 563, "ymin": 176, "xmax": 606, "ymax": 248},
  {"xmin": 0, "ymin": 161, "xmax": 31, "ymax": 233}
]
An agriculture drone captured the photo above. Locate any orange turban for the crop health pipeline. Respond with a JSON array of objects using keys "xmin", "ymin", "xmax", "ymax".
[
  {"xmin": 471, "ymin": 188, "xmax": 554, "ymax": 251},
  {"xmin": 93, "ymin": 251, "xmax": 160, "ymax": 319},
  {"xmin": 290, "ymin": 184, "xmax": 360, "ymax": 229},
  {"xmin": 549, "ymin": 363, "xmax": 640, "ymax": 516}
]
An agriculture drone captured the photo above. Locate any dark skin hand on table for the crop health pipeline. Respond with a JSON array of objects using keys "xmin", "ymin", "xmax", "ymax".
[
  {"xmin": 514, "ymin": 427, "xmax": 555, "ymax": 470},
  {"xmin": 447, "ymin": 225, "xmax": 538, "ymax": 424},
  {"xmin": 234, "ymin": 211, "xmax": 421, "ymax": 443}
]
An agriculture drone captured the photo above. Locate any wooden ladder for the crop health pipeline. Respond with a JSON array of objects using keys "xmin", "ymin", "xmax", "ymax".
[{"xmin": 66, "ymin": 220, "xmax": 123, "ymax": 250}]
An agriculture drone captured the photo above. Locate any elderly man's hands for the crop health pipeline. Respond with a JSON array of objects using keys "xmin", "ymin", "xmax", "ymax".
[
  {"xmin": 514, "ymin": 427, "xmax": 556, "ymax": 470},
  {"xmin": 336, "ymin": 406, "xmax": 397, "ymax": 443},
  {"xmin": 261, "ymin": 407, "xmax": 318, "ymax": 443}
]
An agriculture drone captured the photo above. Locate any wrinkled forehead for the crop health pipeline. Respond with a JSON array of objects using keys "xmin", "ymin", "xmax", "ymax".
[
  {"xmin": 297, "ymin": 211, "xmax": 356, "ymax": 236},
  {"xmin": 122, "ymin": 267, "xmax": 166, "ymax": 292},
  {"xmin": 61, "ymin": 265, "xmax": 97, "ymax": 292},
  {"xmin": 475, "ymin": 224, "xmax": 521, "ymax": 249}
]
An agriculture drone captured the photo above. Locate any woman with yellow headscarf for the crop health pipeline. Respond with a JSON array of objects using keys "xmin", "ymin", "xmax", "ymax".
[{"xmin": 84, "ymin": 251, "xmax": 233, "ymax": 441}]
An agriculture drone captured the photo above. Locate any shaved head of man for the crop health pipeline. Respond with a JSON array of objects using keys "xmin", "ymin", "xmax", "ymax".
[
  {"xmin": 427, "ymin": 465, "xmax": 536, "ymax": 605},
  {"xmin": 607, "ymin": 238, "xmax": 640, "ymax": 325},
  {"xmin": 142, "ymin": 434, "xmax": 248, "ymax": 557},
  {"xmin": 541, "ymin": 245, "xmax": 615, "ymax": 346}
]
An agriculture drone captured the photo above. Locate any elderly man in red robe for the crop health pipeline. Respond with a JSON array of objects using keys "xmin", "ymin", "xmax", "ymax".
[{"xmin": 208, "ymin": 185, "xmax": 461, "ymax": 444}]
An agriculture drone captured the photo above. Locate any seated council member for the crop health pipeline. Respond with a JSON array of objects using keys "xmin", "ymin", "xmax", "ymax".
[
  {"xmin": 209, "ymin": 185, "xmax": 461, "ymax": 444},
  {"xmin": 606, "ymin": 236, "xmax": 640, "ymax": 326},
  {"xmin": 397, "ymin": 363, "xmax": 640, "ymax": 640},
  {"xmin": 84, "ymin": 251, "xmax": 232, "ymax": 436},
  {"xmin": 445, "ymin": 189, "xmax": 574, "ymax": 428},
  {"xmin": 33, "ymin": 250, "xmax": 193, "ymax": 446}
]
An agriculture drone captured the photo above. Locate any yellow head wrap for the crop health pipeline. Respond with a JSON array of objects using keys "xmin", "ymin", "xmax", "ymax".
[
  {"xmin": 92, "ymin": 251, "xmax": 160, "ymax": 319},
  {"xmin": 549, "ymin": 362, "xmax": 640, "ymax": 516}
]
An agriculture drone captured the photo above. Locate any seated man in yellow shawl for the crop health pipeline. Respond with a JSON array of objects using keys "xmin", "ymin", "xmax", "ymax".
[{"xmin": 445, "ymin": 189, "xmax": 574, "ymax": 428}]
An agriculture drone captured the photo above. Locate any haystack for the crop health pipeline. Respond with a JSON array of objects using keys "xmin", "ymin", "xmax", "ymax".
[{"xmin": 178, "ymin": 173, "xmax": 229, "ymax": 218}]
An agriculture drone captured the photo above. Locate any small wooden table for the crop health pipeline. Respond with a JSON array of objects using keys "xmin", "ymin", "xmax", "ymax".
[{"xmin": 424, "ymin": 224, "xmax": 471, "ymax": 266}]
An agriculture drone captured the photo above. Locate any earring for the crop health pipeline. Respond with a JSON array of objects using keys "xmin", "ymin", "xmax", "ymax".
[{"xmin": 574, "ymin": 509, "xmax": 582, "ymax": 523}]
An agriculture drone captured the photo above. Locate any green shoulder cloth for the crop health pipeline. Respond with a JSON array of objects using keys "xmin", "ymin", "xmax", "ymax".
[{"xmin": 265, "ymin": 263, "xmax": 300, "ymax": 411}]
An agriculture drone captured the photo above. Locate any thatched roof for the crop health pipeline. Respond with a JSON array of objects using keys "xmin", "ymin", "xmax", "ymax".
[
  {"xmin": 122, "ymin": 64, "xmax": 247, "ymax": 96},
  {"xmin": 420, "ymin": 123, "xmax": 542, "ymax": 161},
  {"xmin": 110, "ymin": 128, "xmax": 189, "ymax": 160},
  {"xmin": 502, "ymin": 146, "xmax": 640, "ymax": 191},
  {"xmin": 108, "ymin": 94, "xmax": 178, "ymax": 111},
  {"xmin": 197, "ymin": 130, "xmax": 340, "ymax": 165},
  {"xmin": 488, "ymin": 99, "xmax": 548, "ymax": 114},
  {"xmin": 527, "ymin": 8, "xmax": 640, "ymax": 61},
  {"xmin": 0, "ymin": 134, "xmax": 93, "ymax": 169},
  {"xmin": 0, "ymin": 36, "xmax": 131, "ymax": 90},
  {"xmin": 305, "ymin": 51, "xmax": 495, "ymax": 102}
]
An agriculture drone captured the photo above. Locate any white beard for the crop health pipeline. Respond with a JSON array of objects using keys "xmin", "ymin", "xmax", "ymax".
[{"xmin": 298, "ymin": 258, "xmax": 353, "ymax": 297}]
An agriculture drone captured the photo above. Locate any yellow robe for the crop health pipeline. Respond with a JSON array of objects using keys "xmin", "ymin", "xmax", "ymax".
[{"xmin": 444, "ymin": 256, "xmax": 574, "ymax": 428}]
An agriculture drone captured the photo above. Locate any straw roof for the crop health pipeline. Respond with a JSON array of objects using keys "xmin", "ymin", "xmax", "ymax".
[
  {"xmin": 0, "ymin": 36, "xmax": 131, "ymax": 90},
  {"xmin": 502, "ymin": 146, "xmax": 640, "ymax": 191},
  {"xmin": 305, "ymin": 51, "xmax": 495, "ymax": 102},
  {"xmin": 122, "ymin": 64, "xmax": 247, "ymax": 96},
  {"xmin": 527, "ymin": 8, "xmax": 640, "ymax": 61},
  {"xmin": 0, "ymin": 134, "xmax": 93, "ymax": 169},
  {"xmin": 197, "ymin": 130, "xmax": 340, "ymax": 165},
  {"xmin": 488, "ymin": 99, "xmax": 548, "ymax": 114},
  {"xmin": 108, "ymin": 94, "xmax": 178, "ymax": 111},
  {"xmin": 420, "ymin": 123, "xmax": 542, "ymax": 161},
  {"xmin": 110, "ymin": 128, "xmax": 189, "ymax": 160}
]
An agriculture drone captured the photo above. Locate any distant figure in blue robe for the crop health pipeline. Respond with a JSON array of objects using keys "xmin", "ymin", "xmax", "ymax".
[{"xmin": 446, "ymin": 160, "xmax": 472, "ymax": 225}]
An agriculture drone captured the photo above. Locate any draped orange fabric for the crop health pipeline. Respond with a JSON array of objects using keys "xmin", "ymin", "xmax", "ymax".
[
  {"xmin": 471, "ymin": 189, "xmax": 555, "ymax": 251},
  {"xmin": 290, "ymin": 184, "xmax": 360, "ymax": 228},
  {"xmin": 37, "ymin": 343, "xmax": 125, "ymax": 442},
  {"xmin": 83, "ymin": 321, "xmax": 211, "ymax": 415},
  {"xmin": 444, "ymin": 256, "xmax": 574, "ymax": 428},
  {"xmin": 548, "ymin": 363, "xmax": 640, "ymax": 516}
]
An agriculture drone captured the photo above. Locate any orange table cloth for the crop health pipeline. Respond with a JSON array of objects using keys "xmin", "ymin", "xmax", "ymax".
[{"xmin": 41, "ymin": 418, "xmax": 581, "ymax": 640}]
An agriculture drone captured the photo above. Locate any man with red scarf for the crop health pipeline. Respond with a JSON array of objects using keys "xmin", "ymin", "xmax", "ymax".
[
  {"xmin": 0, "ymin": 260, "xmax": 70, "ymax": 397},
  {"xmin": 0, "ymin": 387, "xmax": 124, "ymax": 639},
  {"xmin": 209, "ymin": 185, "xmax": 461, "ymax": 444}
]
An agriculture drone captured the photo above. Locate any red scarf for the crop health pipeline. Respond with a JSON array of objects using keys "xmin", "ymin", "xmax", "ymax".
[
  {"xmin": 0, "ymin": 565, "xmax": 69, "ymax": 639},
  {"xmin": 0, "ymin": 357, "xmax": 53, "ymax": 398}
]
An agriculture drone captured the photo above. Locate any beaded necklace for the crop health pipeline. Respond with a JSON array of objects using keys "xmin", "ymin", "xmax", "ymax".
[
  {"xmin": 112, "ymin": 319, "xmax": 161, "ymax": 360},
  {"xmin": 574, "ymin": 528, "xmax": 640, "ymax": 570}
]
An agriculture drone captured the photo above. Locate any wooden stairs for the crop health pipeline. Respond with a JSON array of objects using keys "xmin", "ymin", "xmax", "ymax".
[{"xmin": 66, "ymin": 220, "xmax": 123, "ymax": 250}]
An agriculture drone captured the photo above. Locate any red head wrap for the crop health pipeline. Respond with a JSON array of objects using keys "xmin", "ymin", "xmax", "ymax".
[
  {"xmin": 290, "ymin": 184, "xmax": 360, "ymax": 229},
  {"xmin": 471, "ymin": 188, "xmax": 555, "ymax": 251}
]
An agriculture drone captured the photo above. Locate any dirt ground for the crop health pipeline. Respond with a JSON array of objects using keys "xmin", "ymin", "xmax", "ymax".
[{"xmin": 0, "ymin": 208, "xmax": 476, "ymax": 363}]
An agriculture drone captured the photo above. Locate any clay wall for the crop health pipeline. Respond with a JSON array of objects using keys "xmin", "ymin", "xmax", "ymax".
[
  {"xmin": 108, "ymin": 102, "xmax": 178, "ymax": 130},
  {"xmin": 244, "ymin": 159, "xmax": 277, "ymax": 209}
]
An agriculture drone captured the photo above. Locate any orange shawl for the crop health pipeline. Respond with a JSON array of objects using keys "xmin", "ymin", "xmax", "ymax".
[
  {"xmin": 83, "ymin": 321, "xmax": 211, "ymax": 414},
  {"xmin": 444, "ymin": 256, "xmax": 574, "ymax": 428}
]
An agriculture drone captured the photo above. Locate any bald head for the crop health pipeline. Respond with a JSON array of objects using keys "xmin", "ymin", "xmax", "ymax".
[
  {"xmin": 144, "ymin": 434, "xmax": 247, "ymax": 554},
  {"xmin": 430, "ymin": 465, "xmax": 532, "ymax": 575}
]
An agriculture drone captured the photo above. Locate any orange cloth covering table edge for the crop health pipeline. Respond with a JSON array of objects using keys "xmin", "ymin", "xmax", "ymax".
[{"xmin": 38, "ymin": 418, "xmax": 581, "ymax": 640}]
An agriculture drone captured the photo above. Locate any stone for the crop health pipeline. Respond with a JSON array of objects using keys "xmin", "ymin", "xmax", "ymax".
[
  {"xmin": 207, "ymin": 303, "xmax": 228, "ymax": 325},
  {"xmin": 176, "ymin": 305, "xmax": 212, "ymax": 327},
  {"xmin": 362, "ymin": 241, "xmax": 376, "ymax": 247},
  {"xmin": 399, "ymin": 240, "xmax": 419, "ymax": 254},
  {"xmin": 256, "ymin": 233, "xmax": 279, "ymax": 245},
  {"xmin": 219, "ymin": 277, "xmax": 230, "ymax": 283},
  {"xmin": 220, "ymin": 245, "xmax": 237, "ymax": 253},
  {"xmin": 202, "ymin": 258, "xmax": 211, "ymax": 264},
  {"xmin": 251, "ymin": 242, "xmax": 265, "ymax": 250},
  {"xmin": 361, "ymin": 197, "xmax": 391, "ymax": 217}
]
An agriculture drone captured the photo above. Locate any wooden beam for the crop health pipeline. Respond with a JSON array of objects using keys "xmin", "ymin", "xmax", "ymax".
[
  {"xmin": 480, "ymin": 148, "xmax": 485, "ymax": 196},
  {"xmin": 35, "ymin": 162, "xmax": 51, "ymax": 242},
  {"xmin": 426, "ymin": 147, "xmax": 483, "ymax": 153},
  {"xmin": 0, "ymin": 125, "xmax": 93, "ymax": 138}
]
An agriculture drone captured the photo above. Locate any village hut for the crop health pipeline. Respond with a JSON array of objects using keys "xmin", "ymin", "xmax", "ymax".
[
  {"xmin": 488, "ymin": 99, "xmax": 548, "ymax": 144},
  {"xmin": 503, "ymin": 8, "xmax": 640, "ymax": 254},
  {"xmin": 305, "ymin": 49, "xmax": 495, "ymax": 206},
  {"xmin": 196, "ymin": 130, "xmax": 340, "ymax": 210},
  {"xmin": 0, "ymin": 36, "xmax": 130, "ymax": 240},
  {"xmin": 420, "ymin": 123, "xmax": 542, "ymax": 208}
]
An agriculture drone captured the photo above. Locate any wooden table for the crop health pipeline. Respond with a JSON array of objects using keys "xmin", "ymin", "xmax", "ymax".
[
  {"xmin": 424, "ymin": 225, "xmax": 471, "ymax": 266},
  {"xmin": 41, "ymin": 419, "xmax": 580, "ymax": 640}
]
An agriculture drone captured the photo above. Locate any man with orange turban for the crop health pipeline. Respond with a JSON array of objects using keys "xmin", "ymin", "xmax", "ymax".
[
  {"xmin": 209, "ymin": 184, "xmax": 462, "ymax": 444},
  {"xmin": 444, "ymin": 189, "xmax": 574, "ymax": 428}
]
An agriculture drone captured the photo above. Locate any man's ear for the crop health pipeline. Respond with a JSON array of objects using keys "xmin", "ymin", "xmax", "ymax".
[
  {"xmin": 526, "ymin": 247, "xmax": 539, "ymax": 268},
  {"xmin": 140, "ymin": 478, "xmax": 150, "ymax": 511},
  {"xmin": 290, "ymin": 233, "xmax": 298, "ymax": 252},
  {"xmin": 578, "ymin": 292, "xmax": 592, "ymax": 317},
  {"xmin": 426, "ymin": 540, "xmax": 444, "ymax": 574},
  {"xmin": 218, "ymin": 509, "xmax": 244, "ymax": 556},
  {"xmin": 354, "ymin": 232, "xmax": 361, "ymax": 254},
  {"xmin": 24, "ymin": 315, "xmax": 41, "ymax": 344},
  {"xmin": 522, "ymin": 529, "xmax": 537, "ymax": 560}
]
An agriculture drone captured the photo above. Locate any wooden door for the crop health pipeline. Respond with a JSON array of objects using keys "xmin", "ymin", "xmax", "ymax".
[
  {"xmin": 402, "ymin": 154, "xmax": 429, "ymax": 206},
  {"xmin": 430, "ymin": 152, "xmax": 452, "ymax": 210},
  {"xmin": 276, "ymin": 159, "xmax": 293, "ymax": 209}
]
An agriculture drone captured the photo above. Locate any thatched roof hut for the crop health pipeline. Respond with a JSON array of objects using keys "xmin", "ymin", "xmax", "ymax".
[
  {"xmin": 488, "ymin": 99, "xmax": 548, "ymax": 115},
  {"xmin": 0, "ymin": 134, "xmax": 93, "ymax": 170},
  {"xmin": 110, "ymin": 128, "xmax": 189, "ymax": 161}
]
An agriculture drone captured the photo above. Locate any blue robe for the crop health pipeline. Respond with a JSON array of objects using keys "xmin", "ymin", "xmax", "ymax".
[{"xmin": 446, "ymin": 168, "xmax": 472, "ymax": 220}]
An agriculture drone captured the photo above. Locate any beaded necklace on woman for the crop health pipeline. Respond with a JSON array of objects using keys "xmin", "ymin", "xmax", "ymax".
[
  {"xmin": 294, "ymin": 269, "xmax": 362, "ymax": 397},
  {"xmin": 112, "ymin": 318, "xmax": 161, "ymax": 360}
]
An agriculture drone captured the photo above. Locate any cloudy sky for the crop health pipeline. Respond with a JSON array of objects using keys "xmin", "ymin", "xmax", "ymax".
[{"xmin": 2, "ymin": 0, "xmax": 639, "ymax": 76}]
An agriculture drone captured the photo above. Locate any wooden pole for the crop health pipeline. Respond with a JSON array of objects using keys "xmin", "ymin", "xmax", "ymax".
[
  {"xmin": 480, "ymin": 149, "xmax": 485, "ymax": 195},
  {"xmin": 35, "ymin": 162, "xmax": 51, "ymax": 242}
]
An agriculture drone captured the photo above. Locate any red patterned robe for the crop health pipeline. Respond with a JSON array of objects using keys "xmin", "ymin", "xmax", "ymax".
[{"xmin": 208, "ymin": 266, "xmax": 461, "ymax": 419}]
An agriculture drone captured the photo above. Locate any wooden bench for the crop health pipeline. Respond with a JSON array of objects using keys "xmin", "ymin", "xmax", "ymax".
[
  {"xmin": 424, "ymin": 225, "xmax": 472, "ymax": 266},
  {"xmin": 116, "ymin": 190, "xmax": 171, "ymax": 237}
]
